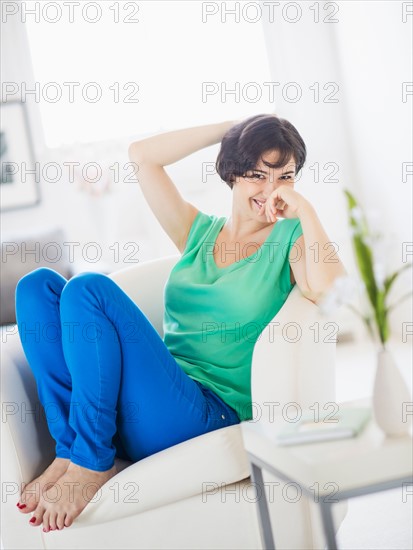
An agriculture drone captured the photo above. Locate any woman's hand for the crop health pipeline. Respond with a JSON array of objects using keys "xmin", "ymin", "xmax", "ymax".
[{"xmin": 259, "ymin": 185, "xmax": 310, "ymax": 222}]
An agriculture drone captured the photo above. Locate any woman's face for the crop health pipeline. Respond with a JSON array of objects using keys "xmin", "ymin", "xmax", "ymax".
[{"xmin": 232, "ymin": 150, "xmax": 296, "ymax": 219}]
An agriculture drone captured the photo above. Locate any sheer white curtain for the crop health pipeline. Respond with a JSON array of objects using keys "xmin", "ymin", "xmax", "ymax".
[{"xmin": 260, "ymin": 0, "xmax": 412, "ymax": 341}]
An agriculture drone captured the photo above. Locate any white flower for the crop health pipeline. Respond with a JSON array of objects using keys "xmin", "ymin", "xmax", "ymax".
[
  {"xmin": 373, "ymin": 262, "xmax": 386, "ymax": 291},
  {"xmin": 350, "ymin": 206, "xmax": 364, "ymax": 223},
  {"xmin": 365, "ymin": 208, "xmax": 380, "ymax": 227},
  {"xmin": 364, "ymin": 235, "xmax": 374, "ymax": 248},
  {"xmin": 348, "ymin": 226, "xmax": 362, "ymax": 238},
  {"xmin": 317, "ymin": 275, "xmax": 359, "ymax": 316}
]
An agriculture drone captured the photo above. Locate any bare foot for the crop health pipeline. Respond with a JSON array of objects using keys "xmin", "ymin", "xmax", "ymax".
[
  {"xmin": 29, "ymin": 462, "xmax": 117, "ymax": 531},
  {"xmin": 17, "ymin": 458, "xmax": 70, "ymax": 514}
]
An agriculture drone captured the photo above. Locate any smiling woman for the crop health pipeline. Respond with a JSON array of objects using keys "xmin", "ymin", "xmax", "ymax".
[
  {"xmin": 127, "ymin": 114, "xmax": 327, "ymax": 426},
  {"xmin": 12, "ymin": 113, "xmax": 345, "ymax": 532}
]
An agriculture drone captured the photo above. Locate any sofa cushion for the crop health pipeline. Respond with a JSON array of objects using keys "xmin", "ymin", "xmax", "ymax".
[
  {"xmin": 74, "ymin": 423, "xmax": 251, "ymax": 527},
  {"xmin": 1, "ymin": 226, "xmax": 73, "ymax": 324}
]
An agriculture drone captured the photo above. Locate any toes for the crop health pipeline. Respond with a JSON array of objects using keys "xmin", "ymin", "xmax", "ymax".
[
  {"xmin": 47, "ymin": 512, "xmax": 57, "ymax": 532},
  {"xmin": 29, "ymin": 515, "xmax": 42, "ymax": 527},
  {"xmin": 20, "ymin": 485, "xmax": 40, "ymax": 512},
  {"xmin": 64, "ymin": 514, "xmax": 74, "ymax": 528},
  {"xmin": 29, "ymin": 505, "xmax": 46, "ymax": 527},
  {"xmin": 56, "ymin": 513, "xmax": 66, "ymax": 531},
  {"xmin": 17, "ymin": 506, "xmax": 29, "ymax": 513},
  {"xmin": 17, "ymin": 499, "xmax": 36, "ymax": 513},
  {"xmin": 42, "ymin": 511, "xmax": 51, "ymax": 532}
]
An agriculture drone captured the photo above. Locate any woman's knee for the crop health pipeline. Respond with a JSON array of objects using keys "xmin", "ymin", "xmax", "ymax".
[
  {"xmin": 15, "ymin": 267, "xmax": 65, "ymax": 300},
  {"xmin": 60, "ymin": 271, "xmax": 110, "ymax": 302}
]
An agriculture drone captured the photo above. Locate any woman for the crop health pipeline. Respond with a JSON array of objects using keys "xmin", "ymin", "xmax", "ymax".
[{"xmin": 15, "ymin": 114, "xmax": 346, "ymax": 532}]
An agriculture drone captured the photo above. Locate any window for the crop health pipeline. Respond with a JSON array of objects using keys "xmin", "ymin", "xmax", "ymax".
[{"xmin": 25, "ymin": 0, "xmax": 273, "ymax": 148}]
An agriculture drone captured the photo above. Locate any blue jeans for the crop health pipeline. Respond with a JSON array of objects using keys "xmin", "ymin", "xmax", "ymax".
[{"xmin": 15, "ymin": 267, "xmax": 240, "ymax": 472}]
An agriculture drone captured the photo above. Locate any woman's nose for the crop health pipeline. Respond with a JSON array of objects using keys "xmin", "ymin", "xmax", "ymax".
[{"xmin": 263, "ymin": 179, "xmax": 278, "ymax": 196}]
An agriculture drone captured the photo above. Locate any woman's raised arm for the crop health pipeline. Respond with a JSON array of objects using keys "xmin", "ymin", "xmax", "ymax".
[
  {"xmin": 128, "ymin": 120, "xmax": 236, "ymax": 166},
  {"xmin": 127, "ymin": 120, "xmax": 237, "ymax": 254}
]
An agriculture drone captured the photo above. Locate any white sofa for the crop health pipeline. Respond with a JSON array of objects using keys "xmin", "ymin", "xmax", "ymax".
[{"xmin": 1, "ymin": 254, "xmax": 348, "ymax": 549}]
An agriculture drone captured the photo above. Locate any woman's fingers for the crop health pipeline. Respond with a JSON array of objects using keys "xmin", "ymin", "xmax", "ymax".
[
  {"xmin": 271, "ymin": 199, "xmax": 285, "ymax": 209},
  {"xmin": 265, "ymin": 197, "xmax": 287, "ymax": 222}
]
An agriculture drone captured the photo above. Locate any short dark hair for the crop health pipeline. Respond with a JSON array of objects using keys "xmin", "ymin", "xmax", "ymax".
[{"xmin": 215, "ymin": 114, "xmax": 306, "ymax": 189}]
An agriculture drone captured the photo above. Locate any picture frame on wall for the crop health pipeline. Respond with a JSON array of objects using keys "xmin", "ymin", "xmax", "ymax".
[{"xmin": 0, "ymin": 99, "xmax": 41, "ymax": 211}]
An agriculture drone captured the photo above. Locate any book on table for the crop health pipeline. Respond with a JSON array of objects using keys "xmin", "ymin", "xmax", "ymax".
[{"xmin": 274, "ymin": 406, "xmax": 372, "ymax": 446}]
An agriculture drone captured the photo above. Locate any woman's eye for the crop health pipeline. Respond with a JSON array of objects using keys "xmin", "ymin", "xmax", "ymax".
[
  {"xmin": 281, "ymin": 175, "xmax": 292, "ymax": 180},
  {"xmin": 243, "ymin": 172, "xmax": 263, "ymax": 181}
]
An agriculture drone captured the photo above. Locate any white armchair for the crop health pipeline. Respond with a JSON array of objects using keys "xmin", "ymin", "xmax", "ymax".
[{"xmin": 1, "ymin": 254, "xmax": 348, "ymax": 549}]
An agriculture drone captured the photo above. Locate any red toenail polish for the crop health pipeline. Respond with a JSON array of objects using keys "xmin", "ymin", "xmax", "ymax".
[
  {"xmin": 19, "ymin": 504, "xmax": 26, "ymax": 509},
  {"xmin": 30, "ymin": 517, "xmax": 36, "ymax": 523}
]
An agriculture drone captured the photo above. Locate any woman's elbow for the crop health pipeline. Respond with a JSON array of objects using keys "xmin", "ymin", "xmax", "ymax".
[{"xmin": 128, "ymin": 141, "xmax": 147, "ymax": 163}]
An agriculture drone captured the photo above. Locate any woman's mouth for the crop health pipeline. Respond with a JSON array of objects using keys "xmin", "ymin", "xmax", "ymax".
[{"xmin": 252, "ymin": 198, "xmax": 265, "ymax": 211}]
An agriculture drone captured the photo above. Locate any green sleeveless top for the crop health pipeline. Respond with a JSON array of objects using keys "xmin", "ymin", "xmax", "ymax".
[{"xmin": 162, "ymin": 210, "xmax": 303, "ymax": 421}]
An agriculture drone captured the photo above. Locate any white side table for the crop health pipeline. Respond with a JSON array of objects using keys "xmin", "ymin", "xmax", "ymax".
[{"xmin": 240, "ymin": 397, "xmax": 413, "ymax": 550}]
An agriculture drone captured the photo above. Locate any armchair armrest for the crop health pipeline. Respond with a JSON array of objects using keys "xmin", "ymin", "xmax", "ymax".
[
  {"xmin": 251, "ymin": 284, "xmax": 338, "ymax": 419},
  {"xmin": 1, "ymin": 326, "xmax": 56, "ymax": 507}
]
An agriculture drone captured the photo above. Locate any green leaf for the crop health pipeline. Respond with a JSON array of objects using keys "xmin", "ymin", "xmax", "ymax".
[
  {"xmin": 344, "ymin": 190, "xmax": 371, "ymax": 235},
  {"xmin": 387, "ymin": 291, "xmax": 413, "ymax": 314},
  {"xmin": 383, "ymin": 262, "xmax": 413, "ymax": 298},
  {"xmin": 375, "ymin": 289, "xmax": 388, "ymax": 345},
  {"xmin": 342, "ymin": 187, "xmax": 409, "ymax": 347},
  {"xmin": 353, "ymin": 234, "xmax": 378, "ymax": 310},
  {"xmin": 346, "ymin": 303, "xmax": 377, "ymax": 343},
  {"xmin": 343, "ymin": 189, "xmax": 357, "ymax": 210}
]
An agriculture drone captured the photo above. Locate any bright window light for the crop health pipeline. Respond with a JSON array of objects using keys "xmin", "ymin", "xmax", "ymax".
[{"xmin": 25, "ymin": 0, "xmax": 273, "ymax": 148}]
